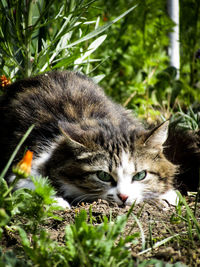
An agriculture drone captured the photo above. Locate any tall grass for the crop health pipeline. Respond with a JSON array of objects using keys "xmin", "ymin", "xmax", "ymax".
[{"xmin": 0, "ymin": 0, "xmax": 136, "ymax": 81}]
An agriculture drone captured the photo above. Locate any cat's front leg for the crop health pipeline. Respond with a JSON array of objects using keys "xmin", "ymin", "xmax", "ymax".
[
  {"xmin": 54, "ymin": 197, "xmax": 71, "ymax": 209},
  {"xmin": 159, "ymin": 189, "xmax": 179, "ymax": 208}
]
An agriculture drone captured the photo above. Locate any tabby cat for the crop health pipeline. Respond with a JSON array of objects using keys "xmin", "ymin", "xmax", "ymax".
[{"xmin": 0, "ymin": 71, "xmax": 198, "ymax": 208}]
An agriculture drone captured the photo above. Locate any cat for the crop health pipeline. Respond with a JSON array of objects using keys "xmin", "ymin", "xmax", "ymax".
[{"xmin": 0, "ymin": 70, "xmax": 197, "ymax": 208}]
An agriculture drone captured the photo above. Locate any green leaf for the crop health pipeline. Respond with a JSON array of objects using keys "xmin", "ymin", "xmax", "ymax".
[
  {"xmin": 18, "ymin": 226, "xmax": 30, "ymax": 247},
  {"xmin": 0, "ymin": 179, "xmax": 13, "ymax": 216},
  {"xmin": 0, "ymin": 208, "xmax": 10, "ymax": 227},
  {"xmin": 64, "ymin": 5, "xmax": 137, "ymax": 49},
  {"xmin": 74, "ymin": 35, "xmax": 107, "ymax": 65},
  {"xmin": 92, "ymin": 74, "xmax": 105, "ymax": 83}
]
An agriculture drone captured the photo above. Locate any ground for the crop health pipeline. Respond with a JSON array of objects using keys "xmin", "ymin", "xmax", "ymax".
[{"xmin": 1, "ymin": 195, "xmax": 200, "ymax": 266}]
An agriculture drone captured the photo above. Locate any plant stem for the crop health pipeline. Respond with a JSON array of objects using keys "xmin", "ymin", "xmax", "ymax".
[
  {"xmin": 25, "ymin": 0, "xmax": 34, "ymax": 77},
  {"xmin": 0, "ymin": 125, "xmax": 34, "ymax": 180},
  {"xmin": 3, "ymin": 176, "xmax": 21, "ymax": 198}
]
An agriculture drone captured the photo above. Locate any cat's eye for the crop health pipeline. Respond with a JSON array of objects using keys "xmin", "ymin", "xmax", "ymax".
[
  {"xmin": 132, "ymin": 170, "xmax": 147, "ymax": 181},
  {"xmin": 96, "ymin": 171, "xmax": 113, "ymax": 182}
]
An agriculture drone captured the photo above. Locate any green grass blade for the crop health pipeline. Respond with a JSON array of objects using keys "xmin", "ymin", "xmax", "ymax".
[
  {"xmin": 64, "ymin": 5, "xmax": 137, "ymax": 49},
  {"xmin": 138, "ymin": 233, "xmax": 180, "ymax": 256},
  {"xmin": 132, "ymin": 213, "xmax": 146, "ymax": 251},
  {"xmin": 177, "ymin": 191, "xmax": 200, "ymax": 240}
]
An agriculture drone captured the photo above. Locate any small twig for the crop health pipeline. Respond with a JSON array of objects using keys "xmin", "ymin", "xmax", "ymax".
[
  {"xmin": 123, "ymin": 91, "xmax": 136, "ymax": 107},
  {"xmin": 143, "ymin": 66, "xmax": 158, "ymax": 84}
]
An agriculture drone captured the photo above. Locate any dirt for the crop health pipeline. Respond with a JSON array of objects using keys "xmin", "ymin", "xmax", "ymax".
[{"xmin": 1, "ymin": 196, "xmax": 200, "ymax": 266}]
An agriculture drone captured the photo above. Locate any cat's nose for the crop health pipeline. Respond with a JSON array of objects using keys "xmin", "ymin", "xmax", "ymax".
[{"xmin": 117, "ymin": 193, "xmax": 128, "ymax": 203}]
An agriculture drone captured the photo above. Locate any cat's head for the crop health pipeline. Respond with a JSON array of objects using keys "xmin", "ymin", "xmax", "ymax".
[{"xmin": 45, "ymin": 120, "xmax": 178, "ymax": 207}]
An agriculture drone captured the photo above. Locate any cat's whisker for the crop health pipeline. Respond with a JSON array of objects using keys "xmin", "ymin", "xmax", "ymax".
[
  {"xmin": 70, "ymin": 193, "xmax": 102, "ymax": 205},
  {"xmin": 107, "ymin": 195, "xmax": 114, "ymax": 201}
]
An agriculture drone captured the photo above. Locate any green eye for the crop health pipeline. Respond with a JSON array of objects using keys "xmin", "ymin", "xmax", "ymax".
[
  {"xmin": 132, "ymin": 170, "xmax": 147, "ymax": 181},
  {"xmin": 96, "ymin": 171, "xmax": 113, "ymax": 182}
]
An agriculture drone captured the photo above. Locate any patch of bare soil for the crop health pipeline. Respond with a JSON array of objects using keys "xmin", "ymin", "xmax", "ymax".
[{"xmin": 2, "ymin": 196, "xmax": 200, "ymax": 266}]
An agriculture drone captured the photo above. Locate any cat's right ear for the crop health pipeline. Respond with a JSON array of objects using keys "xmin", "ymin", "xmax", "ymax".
[{"xmin": 144, "ymin": 120, "xmax": 169, "ymax": 149}]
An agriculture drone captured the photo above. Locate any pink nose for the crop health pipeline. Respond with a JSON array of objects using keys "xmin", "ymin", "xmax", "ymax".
[{"xmin": 117, "ymin": 193, "xmax": 128, "ymax": 203}]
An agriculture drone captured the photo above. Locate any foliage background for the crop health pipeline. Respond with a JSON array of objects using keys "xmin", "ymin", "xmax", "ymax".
[
  {"xmin": 90, "ymin": 0, "xmax": 200, "ymax": 121},
  {"xmin": 0, "ymin": 0, "xmax": 200, "ymax": 122}
]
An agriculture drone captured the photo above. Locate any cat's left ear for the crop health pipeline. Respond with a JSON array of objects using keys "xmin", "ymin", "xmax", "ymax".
[
  {"xmin": 144, "ymin": 120, "xmax": 169, "ymax": 149},
  {"xmin": 59, "ymin": 124, "xmax": 86, "ymax": 149}
]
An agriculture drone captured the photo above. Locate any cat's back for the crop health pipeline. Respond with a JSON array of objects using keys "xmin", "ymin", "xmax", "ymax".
[
  {"xmin": 0, "ymin": 71, "xmax": 136, "ymax": 169},
  {"xmin": 1, "ymin": 71, "xmax": 113, "ymax": 129},
  {"xmin": 0, "ymin": 71, "xmax": 106, "ymax": 118},
  {"xmin": 0, "ymin": 71, "xmax": 107, "ymax": 165}
]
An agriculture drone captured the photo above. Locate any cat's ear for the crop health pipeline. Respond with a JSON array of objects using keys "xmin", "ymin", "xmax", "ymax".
[
  {"xmin": 59, "ymin": 125, "xmax": 85, "ymax": 149},
  {"xmin": 58, "ymin": 121, "xmax": 100, "ymax": 150},
  {"xmin": 144, "ymin": 120, "xmax": 169, "ymax": 149}
]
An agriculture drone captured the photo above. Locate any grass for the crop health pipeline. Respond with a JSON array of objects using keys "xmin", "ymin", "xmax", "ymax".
[
  {"xmin": 0, "ymin": 0, "xmax": 137, "ymax": 81},
  {"xmin": 0, "ymin": 129, "xmax": 199, "ymax": 266},
  {"xmin": 0, "ymin": 177, "xmax": 191, "ymax": 267}
]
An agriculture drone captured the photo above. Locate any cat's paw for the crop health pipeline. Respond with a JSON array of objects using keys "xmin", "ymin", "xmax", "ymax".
[
  {"xmin": 159, "ymin": 189, "xmax": 179, "ymax": 209},
  {"xmin": 54, "ymin": 197, "xmax": 71, "ymax": 209}
]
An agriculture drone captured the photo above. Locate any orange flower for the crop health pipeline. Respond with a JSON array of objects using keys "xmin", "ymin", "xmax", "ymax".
[
  {"xmin": 13, "ymin": 150, "xmax": 33, "ymax": 178},
  {"xmin": 0, "ymin": 75, "xmax": 11, "ymax": 87},
  {"xmin": 103, "ymin": 15, "xmax": 108, "ymax": 22}
]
